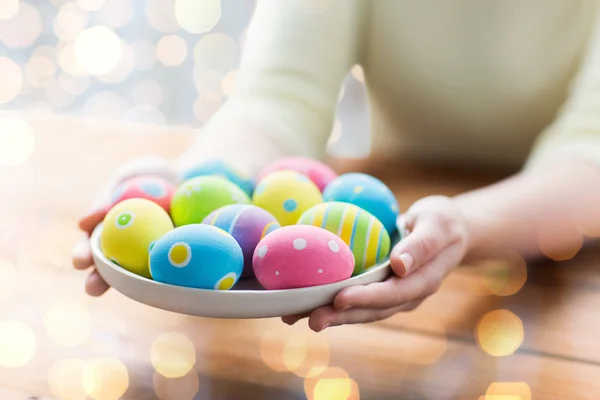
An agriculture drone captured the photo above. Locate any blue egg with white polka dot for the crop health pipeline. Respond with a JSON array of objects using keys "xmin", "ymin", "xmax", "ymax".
[
  {"xmin": 322, "ymin": 173, "xmax": 400, "ymax": 235},
  {"xmin": 181, "ymin": 159, "xmax": 255, "ymax": 197},
  {"xmin": 149, "ymin": 224, "xmax": 244, "ymax": 290}
]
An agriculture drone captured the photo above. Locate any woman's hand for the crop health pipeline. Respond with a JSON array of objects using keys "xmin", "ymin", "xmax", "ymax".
[
  {"xmin": 71, "ymin": 155, "xmax": 180, "ymax": 296},
  {"xmin": 282, "ymin": 195, "xmax": 471, "ymax": 332}
]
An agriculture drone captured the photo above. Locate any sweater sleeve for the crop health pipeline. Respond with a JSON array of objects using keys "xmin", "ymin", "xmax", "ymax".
[
  {"xmin": 200, "ymin": 0, "xmax": 367, "ymax": 165},
  {"xmin": 526, "ymin": 8, "xmax": 600, "ymax": 170}
]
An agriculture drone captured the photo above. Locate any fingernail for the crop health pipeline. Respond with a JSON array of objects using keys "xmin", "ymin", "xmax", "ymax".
[
  {"xmin": 340, "ymin": 305, "xmax": 353, "ymax": 311},
  {"xmin": 399, "ymin": 253, "xmax": 414, "ymax": 273},
  {"xmin": 319, "ymin": 323, "xmax": 331, "ymax": 332}
]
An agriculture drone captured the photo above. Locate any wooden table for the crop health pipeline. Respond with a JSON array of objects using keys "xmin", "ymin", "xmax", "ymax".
[{"xmin": 0, "ymin": 112, "xmax": 598, "ymax": 400}]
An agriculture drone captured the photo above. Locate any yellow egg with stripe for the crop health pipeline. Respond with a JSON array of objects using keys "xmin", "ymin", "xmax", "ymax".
[
  {"xmin": 100, "ymin": 198, "xmax": 174, "ymax": 279},
  {"xmin": 297, "ymin": 201, "xmax": 391, "ymax": 275}
]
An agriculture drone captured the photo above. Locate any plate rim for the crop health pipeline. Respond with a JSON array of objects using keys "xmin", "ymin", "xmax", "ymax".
[{"xmin": 91, "ymin": 223, "xmax": 392, "ymax": 296}]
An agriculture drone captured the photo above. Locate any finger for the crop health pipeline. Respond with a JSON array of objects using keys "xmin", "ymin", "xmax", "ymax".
[
  {"xmin": 72, "ymin": 236, "xmax": 93, "ymax": 270},
  {"xmin": 389, "ymin": 215, "xmax": 450, "ymax": 277},
  {"xmin": 86, "ymin": 269, "xmax": 110, "ymax": 297},
  {"xmin": 281, "ymin": 312, "xmax": 311, "ymax": 325},
  {"xmin": 79, "ymin": 208, "xmax": 109, "ymax": 236},
  {"xmin": 335, "ymin": 244, "xmax": 461, "ymax": 310},
  {"xmin": 309, "ymin": 300, "xmax": 424, "ymax": 332}
]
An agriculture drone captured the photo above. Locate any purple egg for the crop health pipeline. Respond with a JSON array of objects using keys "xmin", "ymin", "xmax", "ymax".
[{"xmin": 202, "ymin": 204, "xmax": 281, "ymax": 277}]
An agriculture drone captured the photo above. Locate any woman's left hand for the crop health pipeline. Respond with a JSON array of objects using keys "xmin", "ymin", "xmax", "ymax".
[{"xmin": 282, "ymin": 195, "xmax": 471, "ymax": 332}]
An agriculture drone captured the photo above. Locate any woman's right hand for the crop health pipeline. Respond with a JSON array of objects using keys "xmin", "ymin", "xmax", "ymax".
[{"xmin": 71, "ymin": 155, "xmax": 180, "ymax": 296}]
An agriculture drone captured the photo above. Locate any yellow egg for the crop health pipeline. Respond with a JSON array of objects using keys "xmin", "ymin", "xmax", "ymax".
[
  {"xmin": 100, "ymin": 198, "xmax": 174, "ymax": 278},
  {"xmin": 252, "ymin": 171, "xmax": 323, "ymax": 226}
]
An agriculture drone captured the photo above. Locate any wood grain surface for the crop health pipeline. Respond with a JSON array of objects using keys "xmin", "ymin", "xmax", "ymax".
[{"xmin": 0, "ymin": 112, "xmax": 597, "ymax": 400}]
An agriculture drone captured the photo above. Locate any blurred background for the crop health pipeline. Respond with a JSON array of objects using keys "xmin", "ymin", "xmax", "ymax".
[{"xmin": 0, "ymin": 0, "xmax": 371, "ymax": 158}]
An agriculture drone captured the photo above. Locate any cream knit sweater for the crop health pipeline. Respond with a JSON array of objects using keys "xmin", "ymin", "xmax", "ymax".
[{"xmin": 201, "ymin": 0, "xmax": 600, "ymax": 171}]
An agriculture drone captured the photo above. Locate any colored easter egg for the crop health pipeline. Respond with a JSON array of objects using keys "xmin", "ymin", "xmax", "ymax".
[
  {"xmin": 182, "ymin": 159, "xmax": 255, "ymax": 197},
  {"xmin": 170, "ymin": 176, "xmax": 251, "ymax": 226},
  {"xmin": 252, "ymin": 170, "xmax": 323, "ymax": 226},
  {"xmin": 298, "ymin": 202, "xmax": 391, "ymax": 276},
  {"xmin": 100, "ymin": 198, "xmax": 174, "ymax": 278},
  {"xmin": 108, "ymin": 175, "xmax": 176, "ymax": 213},
  {"xmin": 252, "ymin": 225, "xmax": 354, "ymax": 290},
  {"xmin": 202, "ymin": 204, "xmax": 280, "ymax": 278},
  {"xmin": 256, "ymin": 157, "xmax": 338, "ymax": 192},
  {"xmin": 149, "ymin": 224, "xmax": 244, "ymax": 290},
  {"xmin": 323, "ymin": 173, "xmax": 399, "ymax": 235}
]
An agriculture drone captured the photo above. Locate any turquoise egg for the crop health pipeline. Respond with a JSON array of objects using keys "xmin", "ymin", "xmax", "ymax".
[
  {"xmin": 181, "ymin": 159, "xmax": 255, "ymax": 197},
  {"xmin": 323, "ymin": 173, "xmax": 399, "ymax": 235},
  {"xmin": 149, "ymin": 224, "xmax": 244, "ymax": 290}
]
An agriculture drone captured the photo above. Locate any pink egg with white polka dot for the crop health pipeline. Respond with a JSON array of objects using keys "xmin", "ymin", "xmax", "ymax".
[{"xmin": 252, "ymin": 225, "xmax": 354, "ymax": 290}]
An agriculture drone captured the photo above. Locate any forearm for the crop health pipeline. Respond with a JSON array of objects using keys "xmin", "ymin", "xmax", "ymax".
[{"xmin": 453, "ymin": 160, "xmax": 600, "ymax": 261}]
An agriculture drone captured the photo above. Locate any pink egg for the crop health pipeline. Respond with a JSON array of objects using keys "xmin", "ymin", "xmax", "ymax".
[
  {"xmin": 252, "ymin": 225, "xmax": 354, "ymax": 290},
  {"xmin": 256, "ymin": 157, "xmax": 338, "ymax": 192}
]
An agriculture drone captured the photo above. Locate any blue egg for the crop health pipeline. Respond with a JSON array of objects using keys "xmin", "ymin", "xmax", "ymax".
[
  {"xmin": 149, "ymin": 224, "xmax": 244, "ymax": 290},
  {"xmin": 181, "ymin": 159, "xmax": 255, "ymax": 197},
  {"xmin": 323, "ymin": 173, "xmax": 399, "ymax": 235}
]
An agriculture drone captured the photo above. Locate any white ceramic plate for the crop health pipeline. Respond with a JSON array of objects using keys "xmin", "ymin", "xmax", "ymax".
[{"xmin": 91, "ymin": 224, "xmax": 393, "ymax": 319}]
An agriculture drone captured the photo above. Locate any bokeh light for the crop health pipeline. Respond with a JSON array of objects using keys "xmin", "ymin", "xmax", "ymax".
[
  {"xmin": 480, "ymin": 254, "xmax": 528, "ymax": 296},
  {"xmin": 0, "ymin": 0, "xmax": 19, "ymax": 20},
  {"xmin": 0, "ymin": 2, "xmax": 42, "ymax": 48},
  {"xmin": 0, "ymin": 117, "xmax": 35, "ymax": 167},
  {"xmin": 194, "ymin": 68, "xmax": 223, "ymax": 96},
  {"xmin": 260, "ymin": 327, "xmax": 290, "ymax": 372},
  {"xmin": 0, "ymin": 320, "xmax": 36, "ymax": 368},
  {"xmin": 82, "ymin": 91, "xmax": 127, "ymax": 119},
  {"xmin": 476, "ymin": 310, "xmax": 524, "ymax": 357},
  {"xmin": 77, "ymin": 0, "xmax": 106, "ymax": 11},
  {"xmin": 150, "ymin": 332, "xmax": 196, "ymax": 378},
  {"xmin": 193, "ymin": 33, "xmax": 239, "ymax": 72},
  {"xmin": 0, "ymin": 57, "xmax": 23, "ymax": 103},
  {"xmin": 153, "ymin": 369, "xmax": 200, "ymax": 400},
  {"xmin": 74, "ymin": 26, "xmax": 123, "ymax": 75},
  {"xmin": 193, "ymin": 93, "xmax": 222, "ymax": 123},
  {"xmin": 44, "ymin": 298, "xmax": 92, "ymax": 347},
  {"xmin": 133, "ymin": 79, "xmax": 164, "ymax": 107},
  {"xmin": 48, "ymin": 359, "xmax": 87, "ymax": 400},
  {"xmin": 97, "ymin": 41, "xmax": 134, "ymax": 83},
  {"xmin": 132, "ymin": 40, "xmax": 157, "ymax": 71},
  {"xmin": 58, "ymin": 41, "xmax": 88, "ymax": 76},
  {"xmin": 0, "ymin": 258, "xmax": 17, "ymax": 305},
  {"xmin": 33, "ymin": 45, "xmax": 57, "ymax": 60},
  {"xmin": 538, "ymin": 221, "xmax": 583, "ymax": 262},
  {"xmin": 221, "ymin": 69, "xmax": 238, "ymax": 96},
  {"xmin": 82, "ymin": 358, "xmax": 129, "ymax": 400},
  {"xmin": 98, "ymin": 0, "xmax": 133, "ymax": 29},
  {"xmin": 157, "ymin": 34, "xmax": 188, "ymax": 67},
  {"xmin": 54, "ymin": 2, "xmax": 89, "ymax": 42},
  {"xmin": 486, "ymin": 382, "xmax": 531, "ymax": 400},
  {"xmin": 25, "ymin": 55, "xmax": 56, "ymax": 88},
  {"xmin": 351, "ymin": 65, "xmax": 364, "ymax": 83},
  {"xmin": 174, "ymin": 0, "xmax": 221, "ymax": 34},
  {"xmin": 146, "ymin": 0, "xmax": 179, "ymax": 33},
  {"xmin": 259, "ymin": 327, "xmax": 330, "ymax": 377},
  {"xmin": 58, "ymin": 72, "xmax": 90, "ymax": 95},
  {"xmin": 304, "ymin": 367, "xmax": 359, "ymax": 400},
  {"xmin": 285, "ymin": 332, "xmax": 330, "ymax": 378}
]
